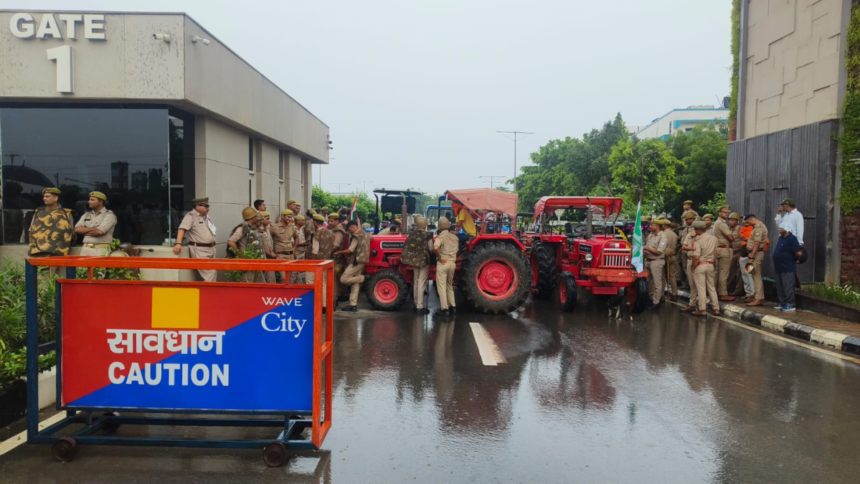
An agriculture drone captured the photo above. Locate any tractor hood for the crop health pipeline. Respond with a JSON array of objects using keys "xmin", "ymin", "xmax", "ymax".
[
  {"xmin": 534, "ymin": 196, "xmax": 623, "ymax": 218},
  {"xmin": 445, "ymin": 189, "xmax": 519, "ymax": 217}
]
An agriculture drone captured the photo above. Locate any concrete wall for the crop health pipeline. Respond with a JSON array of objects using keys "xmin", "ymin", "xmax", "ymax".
[{"xmin": 741, "ymin": 0, "xmax": 845, "ymax": 139}]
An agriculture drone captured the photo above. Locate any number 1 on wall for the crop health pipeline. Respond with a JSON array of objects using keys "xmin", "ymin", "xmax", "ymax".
[{"xmin": 47, "ymin": 45, "xmax": 73, "ymax": 93}]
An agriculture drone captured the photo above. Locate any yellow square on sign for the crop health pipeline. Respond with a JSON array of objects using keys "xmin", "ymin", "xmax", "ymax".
[{"xmin": 151, "ymin": 288, "xmax": 200, "ymax": 329}]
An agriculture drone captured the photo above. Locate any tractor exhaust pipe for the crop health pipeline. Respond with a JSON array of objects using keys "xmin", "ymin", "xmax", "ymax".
[{"xmin": 585, "ymin": 197, "xmax": 593, "ymax": 240}]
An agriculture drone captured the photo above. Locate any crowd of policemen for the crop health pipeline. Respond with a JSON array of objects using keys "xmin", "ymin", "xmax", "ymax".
[{"xmin": 642, "ymin": 200, "xmax": 770, "ymax": 316}]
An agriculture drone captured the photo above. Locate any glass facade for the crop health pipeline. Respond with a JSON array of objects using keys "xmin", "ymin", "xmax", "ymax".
[{"xmin": 0, "ymin": 106, "xmax": 192, "ymax": 246}]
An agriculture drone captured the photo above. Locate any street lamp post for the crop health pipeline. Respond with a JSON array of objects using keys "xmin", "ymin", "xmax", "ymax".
[{"xmin": 497, "ymin": 131, "xmax": 534, "ymax": 192}]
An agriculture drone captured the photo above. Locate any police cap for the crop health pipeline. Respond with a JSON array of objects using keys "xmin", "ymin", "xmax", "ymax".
[
  {"xmin": 313, "ymin": 214, "xmax": 325, "ymax": 222},
  {"xmin": 692, "ymin": 220, "xmax": 707, "ymax": 229},
  {"xmin": 295, "ymin": 215, "xmax": 305, "ymax": 221},
  {"xmin": 683, "ymin": 200, "xmax": 694, "ymax": 205},
  {"xmin": 328, "ymin": 213, "xmax": 339, "ymax": 220},
  {"xmin": 703, "ymin": 214, "xmax": 714, "ymax": 220},
  {"xmin": 89, "ymin": 191, "xmax": 107, "ymax": 202},
  {"xmin": 42, "ymin": 187, "xmax": 61, "ymax": 196},
  {"xmin": 438, "ymin": 217, "xmax": 451, "ymax": 229},
  {"xmin": 729, "ymin": 212, "xmax": 741, "ymax": 221},
  {"xmin": 287, "ymin": 199, "xmax": 297, "ymax": 205},
  {"xmin": 192, "ymin": 197, "xmax": 209, "ymax": 205},
  {"xmin": 260, "ymin": 211, "xmax": 270, "ymax": 218},
  {"xmin": 682, "ymin": 211, "xmax": 697, "ymax": 220},
  {"xmin": 281, "ymin": 209, "xmax": 294, "ymax": 216}
]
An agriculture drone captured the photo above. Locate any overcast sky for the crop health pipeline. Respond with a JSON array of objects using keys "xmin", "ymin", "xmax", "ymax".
[{"xmin": 15, "ymin": 0, "xmax": 731, "ymax": 197}]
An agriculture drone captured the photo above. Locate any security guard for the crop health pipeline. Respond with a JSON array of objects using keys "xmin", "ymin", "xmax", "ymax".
[
  {"xmin": 29, "ymin": 187, "xmax": 75, "ymax": 258},
  {"xmin": 682, "ymin": 200, "xmax": 698, "ymax": 219},
  {"xmin": 329, "ymin": 214, "xmax": 348, "ymax": 300},
  {"xmin": 401, "ymin": 216, "xmax": 434, "ymax": 313},
  {"xmin": 713, "ymin": 205, "xmax": 735, "ymax": 301},
  {"xmin": 336, "ymin": 220, "xmax": 371, "ymax": 312},
  {"xmin": 643, "ymin": 220, "xmax": 667, "ymax": 309},
  {"xmin": 308, "ymin": 214, "xmax": 335, "ymax": 309},
  {"xmin": 744, "ymin": 214, "xmax": 769, "ymax": 307},
  {"xmin": 434, "ymin": 217, "xmax": 459, "ymax": 316},
  {"xmin": 74, "ymin": 191, "xmax": 117, "ymax": 256},
  {"xmin": 227, "ymin": 207, "xmax": 265, "ymax": 282},
  {"xmin": 174, "ymin": 197, "xmax": 217, "ymax": 282},
  {"xmin": 270, "ymin": 209, "xmax": 299, "ymax": 282},
  {"xmin": 291, "ymin": 215, "xmax": 308, "ymax": 284},
  {"xmin": 659, "ymin": 218, "xmax": 679, "ymax": 300},
  {"xmin": 689, "ymin": 220, "xmax": 720, "ymax": 316}
]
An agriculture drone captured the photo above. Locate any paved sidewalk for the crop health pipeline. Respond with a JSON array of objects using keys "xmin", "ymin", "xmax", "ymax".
[{"xmin": 676, "ymin": 290, "xmax": 860, "ymax": 356}]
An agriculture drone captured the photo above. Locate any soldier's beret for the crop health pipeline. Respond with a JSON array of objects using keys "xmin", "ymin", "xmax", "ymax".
[
  {"xmin": 42, "ymin": 187, "xmax": 61, "ymax": 196},
  {"xmin": 729, "ymin": 212, "xmax": 742, "ymax": 220},
  {"xmin": 89, "ymin": 191, "xmax": 107, "ymax": 201},
  {"xmin": 703, "ymin": 214, "xmax": 714, "ymax": 220},
  {"xmin": 287, "ymin": 199, "xmax": 297, "ymax": 205},
  {"xmin": 692, "ymin": 220, "xmax": 707, "ymax": 229},
  {"xmin": 281, "ymin": 209, "xmax": 294, "ymax": 216},
  {"xmin": 192, "ymin": 197, "xmax": 209, "ymax": 205},
  {"xmin": 295, "ymin": 215, "xmax": 305, "ymax": 221},
  {"xmin": 683, "ymin": 200, "xmax": 694, "ymax": 205},
  {"xmin": 682, "ymin": 211, "xmax": 697, "ymax": 220},
  {"xmin": 313, "ymin": 214, "xmax": 325, "ymax": 222}
]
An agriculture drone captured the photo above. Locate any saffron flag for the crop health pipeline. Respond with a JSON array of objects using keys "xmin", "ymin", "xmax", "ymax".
[{"xmin": 631, "ymin": 201, "xmax": 643, "ymax": 272}]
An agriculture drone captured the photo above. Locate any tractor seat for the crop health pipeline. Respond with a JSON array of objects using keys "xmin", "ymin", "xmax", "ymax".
[{"xmin": 564, "ymin": 223, "xmax": 574, "ymax": 237}]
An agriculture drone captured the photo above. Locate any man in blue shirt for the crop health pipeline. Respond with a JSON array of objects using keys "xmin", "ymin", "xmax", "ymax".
[{"xmin": 772, "ymin": 224, "xmax": 803, "ymax": 311}]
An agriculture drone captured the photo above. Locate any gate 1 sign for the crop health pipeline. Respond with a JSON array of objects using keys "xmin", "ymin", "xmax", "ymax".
[{"xmin": 60, "ymin": 282, "xmax": 314, "ymax": 413}]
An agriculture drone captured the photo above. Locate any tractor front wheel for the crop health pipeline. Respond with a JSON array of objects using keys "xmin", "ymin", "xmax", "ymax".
[
  {"xmin": 461, "ymin": 242, "xmax": 532, "ymax": 314},
  {"xmin": 627, "ymin": 277, "xmax": 650, "ymax": 313},
  {"xmin": 365, "ymin": 270, "xmax": 409, "ymax": 311},
  {"xmin": 558, "ymin": 272, "xmax": 578, "ymax": 312}
]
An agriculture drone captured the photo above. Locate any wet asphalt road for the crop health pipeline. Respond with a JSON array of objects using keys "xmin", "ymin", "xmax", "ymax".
[{"xmin": 2, "ymin": 294, "xmax": 860, "ymax": 483}]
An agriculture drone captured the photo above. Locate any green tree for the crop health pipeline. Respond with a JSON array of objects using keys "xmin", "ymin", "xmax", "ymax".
[
  {"xmin": 664, "ymin": 123, "xmax": 728, "ymax": 214},
  {"xmin": 608, "ymin": 138, "xmax": 683, "ymax": 213},
  {"xmin": 311, "ymin": 186, "xmax": 376, "ymax": 220}
]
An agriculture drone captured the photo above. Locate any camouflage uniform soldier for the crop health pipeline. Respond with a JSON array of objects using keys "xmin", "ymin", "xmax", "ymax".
[
  {"xmin": 336, "ymin": 220, "xmax": 371, "ymax": 312},
  {"xmin": 227, "ymin": 207, "xmax": 266, "ymax": 283},
  {"xmin": 308, "ymin": 214, "xmax": 335, "ymax": 309},
  {"xmin": 401, "ymin": 216, "xmax": 434, "ymax": 313},
  {"xmin": 74, "ymin": 191, "xmax": 117, "ymax": 256},
  {"xmin": 29, "ymin": 187, "xmax": 75, "ymax": 257}
]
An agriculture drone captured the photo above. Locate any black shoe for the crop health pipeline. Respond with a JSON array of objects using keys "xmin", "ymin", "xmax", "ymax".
[
  {"xmin": 340, "ymin": 306, "xmax": 357, "ymax": 312},
  {"xmin": 418, "ymin": 308, "xmax": 429, "ymax": 314},
  {"xmin": 647, "ymin": 303, "xmax": 659, "ymax": 310},
  {"xmin": 436, "ymin": 308, "xmax": 450, "ymax": 316},
  {"xmin": 413, "ymin": 306, "xmax": 418, "ymax": 313},
  {"xmin": 448, "ymin": 307, "xmax": 456, "ymax": 315}
]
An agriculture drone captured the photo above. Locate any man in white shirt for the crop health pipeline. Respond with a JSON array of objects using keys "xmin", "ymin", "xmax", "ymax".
[{"xmin": 779, "ymin": 198, "xmax": 804, "ymax": 246}]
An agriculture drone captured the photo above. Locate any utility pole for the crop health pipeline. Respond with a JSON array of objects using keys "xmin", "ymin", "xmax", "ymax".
[
  {"xmin": 328, "ymin": 182, "xmax": 350, "ymax": 195},
  {"xmin": 497, "ymin": 131, "xmax": 534, "ymax": 192},
  {"xmin": 479, "ymin": 175, "xmax": 507, "ymax": 189}
]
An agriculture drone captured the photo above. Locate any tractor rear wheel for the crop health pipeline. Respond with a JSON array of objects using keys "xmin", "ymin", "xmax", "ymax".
[
  {"xmin": 627, "ymin": 277, "xmax": 650, "ymax": 313},
  {"xmin": 365, "ymin": 270, "xmax": 409, "ymax": 311},
  {"xmin": 531, "ymin": 242, "xmax": 557, "ymax": 300},
  {"xmin": 461, "ymin": 241, "xmax": 532, "ymax": 314},
  {"xmin": 558, "ymin": 272, "xmax": 578, "ymax": 312}
]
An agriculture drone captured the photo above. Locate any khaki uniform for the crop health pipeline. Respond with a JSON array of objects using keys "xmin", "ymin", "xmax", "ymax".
[
  {"xmin": 378, "ymin": 227, "xmax": 391, "ymax": 235},
  {"xmin": 682, "ymin": 230, "xmax": 697, "ymax": 305},
  {"xmin": 341, "ymin": 231, "xmax": 370, "ymax": 306},
  {"xmin": 75, "ymin": 207, "xmax": 117, "ymax": 256},
  {"xmin": 308, "ymin": 226, "xmax": 335, "ymax": 307},
  {"xmin": 679, "ymin": 224, "xmax": 693, "ymax": 287},
  {"xmin": 662, "ymin": 228, "xmax": 679, "ymax": 297},
  {"xmin": 749, "ymin": 223, "xmax": 769, "ymax": 300},
  {"xmin": 331, "ymin": 225, "xmax": 348, "ymax": 298},
  {"xmin": 691, "ymin": 232, "xmax": 719, "ymax": 311},
  {"xmin": 178, "ymin": 210, "xmax": 217, "ymax": 282},
  {"xmin": 729, "ymin": 224, "xmax": 743, "ymax": 294},
  {"xmin": 261, "ymin": 227, "xmax": 276, "ymax": 283},
  {"xmin": 713, "ymin": 218, "xmax": 733, "ymax": 296},
  {"xmin": 29, "ymin": 206, "xmax": 75, "ymax": 256},
  {"xmin": 292, "ymin": 227, "xmax": 307, "ymax": 284},
  {"xmin": 402, "ymin": 228, "xmax": 434, "ymax": 309},
  {"xmin": 434, "ymin": 231, "xmax": 459, "ymax": 310},
  {"xmin": 228, "ymin": 223, "xmax": 265, "ymax": 283},
  {"xmin": 270, "ymin": 221, "xmax": 298, "ymax": 282},
  {"xmin": 645, "ymin": 230, "xmax": 667, "ymax": 305}
]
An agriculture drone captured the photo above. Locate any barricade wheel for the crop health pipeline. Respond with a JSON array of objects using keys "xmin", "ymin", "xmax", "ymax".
[
  {"xmin": 263, "ymin": 441, "xmax": 289, "ymax": 467},
  {"xmin": 102, "ymin": 412, "xmax": 121, "ymax": 433},
  {"xmin": 52, "ymin": 437, "xmax": 78, "ymax": 463}
]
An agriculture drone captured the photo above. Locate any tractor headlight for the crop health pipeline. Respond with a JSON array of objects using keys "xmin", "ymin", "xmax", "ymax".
[{"xmin": 585, "ymin": 254, "xmax": 593, "ymax": 262}]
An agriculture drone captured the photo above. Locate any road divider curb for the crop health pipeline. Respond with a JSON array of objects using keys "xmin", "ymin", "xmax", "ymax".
[{"xmin": 676, "ymin": 291, "xmax": 860, "ymax": 356}]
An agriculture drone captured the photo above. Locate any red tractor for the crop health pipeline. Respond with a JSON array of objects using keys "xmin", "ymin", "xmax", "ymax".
[
  {"xmin": 524, "ymin": 196, "xmax": 650, "ymax": 313},
  {"xmin": 363, "ymin": 188, "xmax": 533, "ymax": 314}
]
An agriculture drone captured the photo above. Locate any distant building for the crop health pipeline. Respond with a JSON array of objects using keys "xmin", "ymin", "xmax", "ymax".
[
  {"xmin": 631, "ymin": 106, "xmax": 729, "ymax": 140},
  {"xmin": 111, "ymin": 161, "xmax": 129, "ymax": 190}
]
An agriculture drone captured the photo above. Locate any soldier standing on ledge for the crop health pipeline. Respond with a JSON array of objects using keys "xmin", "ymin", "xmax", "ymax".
[
  {"xmin": 74, "ymin": 191, "xmax": 117, "ymax": 256},
  {"xmin": 174, "ymin": 197, "xmax": 217, "ymax": 282}
]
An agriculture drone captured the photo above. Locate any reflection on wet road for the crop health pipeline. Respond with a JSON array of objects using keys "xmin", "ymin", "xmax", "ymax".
[{"xmin": 3, "ymin": 297, "xmax": 859, "ymax": 483}]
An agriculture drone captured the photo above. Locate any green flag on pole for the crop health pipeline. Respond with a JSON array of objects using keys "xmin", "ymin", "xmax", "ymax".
[{"xmin": 631, "ymin": 201, "xmax": 643, "ymax": 272}]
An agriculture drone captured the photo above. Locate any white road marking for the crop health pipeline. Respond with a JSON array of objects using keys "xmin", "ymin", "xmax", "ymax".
[
  {"xmin": 470, "ymin": 322, "xmax": 507, "ymax": 366},
  {"xmin": 0, "ymin": 411, "xmax": 66, "ymax": 456}
]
